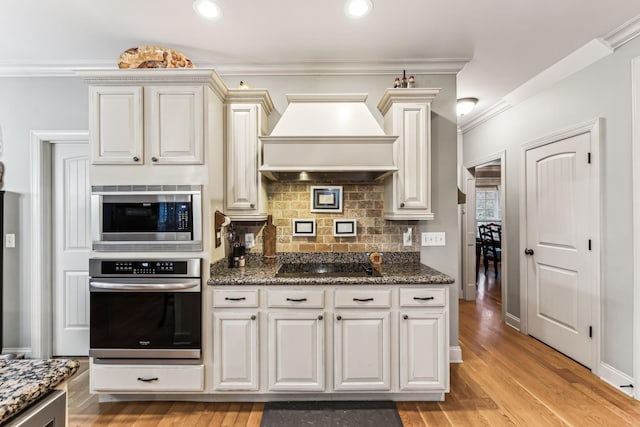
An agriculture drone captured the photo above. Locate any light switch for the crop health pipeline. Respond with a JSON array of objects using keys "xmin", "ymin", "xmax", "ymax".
[
  {"xmin": 421, "ymin": 232, "xmax": 445, "ymax": 247},
  {"xmin": 6, "ymin": 233, "xmax": 15, "ymax": 248},
  {"xmin": 403, "ymin": 228, "xmax": 412, "ymax": 246},
  {"xmin": 245, "ymin": 233, "xmax": 255, "ymax": 249}
]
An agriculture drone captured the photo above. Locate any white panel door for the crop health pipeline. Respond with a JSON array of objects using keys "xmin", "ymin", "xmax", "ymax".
[
  {"xmin": 147, "ymin": 85, "xmax": 204, "ymax": 164},
  {"xmin": 463, "ymin": 173, "xmax": 477, "ymax": 300},
  {"xmin": 213, "ymin": 312, "xmax": 259, "ymax": 390},
  {"xmin": 334, "ymin": 311, "xmax": 390, "ymax": 390},
  {"xmin": 396, "ymin": 103, "xmax": 429, "ymax": 210},
  {"xmin": 225, "ymin": 103, "xmax": 259, "ymax": 211},
  {"xmin": 53, "ymin": 143, "xmax": 90, "ymax": 356},
  {"xmin": 525, "ymin": 133, "xmax": 593, "ymax": 367},
  {"xmin": 268, "ymin": 311, "xmax": 325, "ymax": 391},
  {"xmin": 399, "ymin": 311, "xmax": 446, "ymax": 390}
]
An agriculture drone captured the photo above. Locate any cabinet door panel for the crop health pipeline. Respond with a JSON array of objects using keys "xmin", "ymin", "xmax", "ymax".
[
  {"xmin": 213, "ymin": 312, "xmax": 259, "ymax": 391},
  {"xmin": 268, "ymin": 312, "xmax": 324, "ymax": 391},
  {"xmin": 399, "ymin": 311, "xmax": 446, "ymax": 391},
  {"xmin": 226, "ymin": 104, "xmax": 259, "ymax": 211},
  {"xmin": 397, "ymin": 103, "xmax": 429, "ymax": 210},
  {"xmin": 334, "ymin": 311, "xmax": 390, "ymax": 390},
  {"xmin": 147, "ymin": 86, "xmax": 204, "ymax": 164},
  {"xmin": 90, "ymin": 86, "xmax": 143, "ymax": 164}
]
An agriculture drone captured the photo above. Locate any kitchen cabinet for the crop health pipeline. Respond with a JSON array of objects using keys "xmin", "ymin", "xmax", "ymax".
[
  {"xmin": 224, "ymin": 90, "xmax": 274, "ymax": 221},
  {"xmin": 212, "ymin": 289, "xmax": 260, "ymax": 391},
  {"xmin": 377, "ymin": 89, "xmax": 440, "ymax": 220},
  {"xmin": 80, "ymin": 69, "xmax": 228, "ymax": 166},
  {"xmin": 333, "ymin": 311, "xmax": 390, "ymax": 391}
]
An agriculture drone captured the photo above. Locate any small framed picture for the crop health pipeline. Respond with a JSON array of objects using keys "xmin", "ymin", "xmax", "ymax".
[
  {"xmin": 310, "ymin": 186, "xmax": 343, "ymax": 213},
  {"xmin": 292, "ymin": 218, "xmax": 316, "ymax": 236},
  {"xmin": 334, "ymin": 219, "xmax": 357, "ymax": 237}
]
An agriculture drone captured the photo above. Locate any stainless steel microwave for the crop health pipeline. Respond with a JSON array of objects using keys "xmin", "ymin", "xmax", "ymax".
[{"xmin": 91, "ymin": 185, "xmax": 202, "ymax": 251}]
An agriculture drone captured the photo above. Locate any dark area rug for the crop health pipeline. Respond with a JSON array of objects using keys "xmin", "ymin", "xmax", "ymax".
[{"xmin": 260, "ymin": 400, "xmax": 403, "ymax": 427}]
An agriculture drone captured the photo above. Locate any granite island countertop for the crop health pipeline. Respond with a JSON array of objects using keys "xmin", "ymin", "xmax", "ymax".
[
  {"xmin": 208, "ymin": 252, "xmax": 454, "ymax": 286},
  {"xmin": 0, "ymin": 358, "xmax": 79, "ymax": 424}
]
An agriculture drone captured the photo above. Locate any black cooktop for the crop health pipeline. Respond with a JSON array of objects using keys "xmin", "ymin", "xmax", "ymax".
[{"xmin": 275, "ymin": 263, "xmax": 381, "ymax": 278}]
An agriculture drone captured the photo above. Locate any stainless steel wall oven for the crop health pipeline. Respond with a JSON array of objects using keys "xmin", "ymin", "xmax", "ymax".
[
  {"xmin": 91, "ymin": 185, "xmax": 202, "ymax": 251},
  {"xmin": 89, "ymin": 258, "xmax": 201, "ymax": 359}
]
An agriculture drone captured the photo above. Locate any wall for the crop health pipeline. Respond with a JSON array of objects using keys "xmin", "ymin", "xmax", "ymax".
[
  {"xmin": 463, "ymin": 36, "xmax": 640, "ymax": 374},
  {"xmin": 0, "ymin": 77, "xmax": 88, "ymax": 351},
  {"xmin": 221, "ymin": 73, "xmax": 460, "ymax": 346},
  {"xmin": 233, "ymin": 181, "xmax": 423, "ymax": 254},
  {"xmin": 0, "ymin": 72, "xmax": 459, "ymax": 351}
]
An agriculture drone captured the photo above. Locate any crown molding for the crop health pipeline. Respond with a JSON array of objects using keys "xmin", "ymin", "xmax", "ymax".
[
  {"xmin": 602, "ymin": 14, "xmax": 640, "ymax": 49},
  {"xmin": 459, "ymin": 100, "xmax": 511, "ymax": 134},
  {"xmin": 0, "ymin": 58, "xmax": 469, "ymax": 78}
]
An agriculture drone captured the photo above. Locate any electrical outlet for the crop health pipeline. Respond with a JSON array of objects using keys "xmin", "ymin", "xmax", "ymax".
[
  {"xmin": 421, "ymin": 232, "xmax": 445, "ymax": 247},
  {"xmin": 403, "ymin": 228, "xmax": 412, "ymax": 246},
  {"xmin": 5, "ymin": 233, "xmax": 15, "ymax": 248},
  {"xmin": 245, "ymin": 233, "xmax": 255, "ymax": 249}
]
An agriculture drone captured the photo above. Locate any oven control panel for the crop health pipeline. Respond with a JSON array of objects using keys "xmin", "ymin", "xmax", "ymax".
[{"xmin": 98, "ymin": 260, "xmax": 189, "ymax": 275}]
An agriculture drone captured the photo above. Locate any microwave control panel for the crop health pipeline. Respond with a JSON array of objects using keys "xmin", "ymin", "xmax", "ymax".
[{"xmin": 100, "ymin": 260, "xmax": 189, "ymax": 275}]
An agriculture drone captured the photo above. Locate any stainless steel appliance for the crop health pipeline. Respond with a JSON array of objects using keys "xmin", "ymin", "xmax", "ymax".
[
  {"xmin": 91, "ymin": 185, "xmax": 202, "ymax": 251},
  {"xmin": 89, "ymin": 258, "xmax": 201, "ymax": 359}
]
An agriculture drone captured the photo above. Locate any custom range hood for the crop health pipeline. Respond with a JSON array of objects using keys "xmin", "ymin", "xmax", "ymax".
[{"xmin": 259, "ymin": 94, "xmax": 398, "ymax": 182}]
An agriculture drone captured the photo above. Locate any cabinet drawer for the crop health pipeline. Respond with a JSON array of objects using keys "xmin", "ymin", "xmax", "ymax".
[
  {"xmin": 399, "ymin": 288, "xmax": 446, "ymax": 307},
  {"xmin": 334, "ymin": 289, "xmax": 391, "ymax": 308},
  {"xmin": 213, "ymin": 289, "xmax": 259, "ymax": 307},
  {"xmin": 268, "ymin": 289, "xmax": 324, "ymax": 308},
  {"xmin": 92, "ymin": 364, "xmax": 204, "ymax": 392}
]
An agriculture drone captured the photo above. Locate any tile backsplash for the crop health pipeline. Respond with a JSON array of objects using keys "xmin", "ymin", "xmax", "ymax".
[{"xmin": 231, "ymin": 182, "xmax": 422, "ymax": 253}]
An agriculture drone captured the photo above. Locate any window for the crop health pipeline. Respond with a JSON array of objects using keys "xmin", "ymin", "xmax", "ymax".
[{"xmin": 476, "ymin": 187, "xmax": 501, "ymax": 221}]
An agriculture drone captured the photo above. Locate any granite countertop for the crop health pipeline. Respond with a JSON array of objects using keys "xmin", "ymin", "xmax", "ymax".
[
  {"xmin": 0, "ymin": 358, "xmax": 79, "ymax": 424},
  {"xmin": 208, "ymin": 252, "xmax": 454, "ymax": 286}
]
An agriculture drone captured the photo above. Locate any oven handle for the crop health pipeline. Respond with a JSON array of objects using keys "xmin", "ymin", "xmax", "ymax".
[{"xmin": 90, "ymin": 280, "xmax": 200, "ymax": 292}]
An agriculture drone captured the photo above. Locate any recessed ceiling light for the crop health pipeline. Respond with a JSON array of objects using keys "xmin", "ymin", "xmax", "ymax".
[
  {"xmin": 345, "ymin": 0, "xmax": 373, "ymax": 18},
  {"xmin": 193, "ymin": 0, "xmax": 222, "ymax": 19},
  {"xmin": 457, "ymin": 97, "xmax": 479, "ymax": 117}
]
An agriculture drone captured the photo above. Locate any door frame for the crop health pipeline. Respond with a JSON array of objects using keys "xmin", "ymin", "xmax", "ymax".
[
  {"xmin": 519, "ymin": 118, "xmax": 601, "ymax": 374},
  {"xmin": 30, "ymin": 130, "xmax": 88, "ymax": 359},
  {"xmin": 631, "ymin": 57, "xmax": 640, "ymax": 399},
  {"xmin": 463, "ymin": 150, "xmax": 508, "ymax": 322}
]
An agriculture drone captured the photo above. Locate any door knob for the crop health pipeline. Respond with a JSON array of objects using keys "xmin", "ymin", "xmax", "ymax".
[{"xmin": 524, "ymin": 248, "xmax": 534, "ymax": 255}]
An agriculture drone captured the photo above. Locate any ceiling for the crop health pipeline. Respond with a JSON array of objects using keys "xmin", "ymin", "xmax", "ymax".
[{"xmin": 2, "ymin": 1, "xmax": 640, "ymax": 123}]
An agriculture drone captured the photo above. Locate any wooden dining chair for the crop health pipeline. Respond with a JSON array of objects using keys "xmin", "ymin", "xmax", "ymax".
[{"xmin": 479, "ymin": 224, "xmax": 501, "ymax": 276}]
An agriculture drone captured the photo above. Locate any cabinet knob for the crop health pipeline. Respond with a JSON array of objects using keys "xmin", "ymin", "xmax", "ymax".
[
  {"xmin": 250, "ymin": 203, "xmax": 255, "ymax": 208},
  {"xmin": 133, "ymin": 156, "xmax": 140, "ymax": 162},
  {"xmin": 318, "ymin": 315, "xmax": 323, "ymax": 320},
  {"xmin": 336, "ymin": 315, "xmax": 342, "ymax": 321},
  {"xmin": 524, "ymin": 248, "xmax": 534, "ymax": 256},
  {"xmin": 400, "ymin": 202, "xmax": 405, "ymax": 208},
  {"xmin": 151, "ymin": 156, "xmax": 158, "ymax": 162},
  {"xmin": 251, "ymin": 314, "xmax": 256, "ymax": 320},
  {"xmin": 403, "ymin": 314, "xmax": 409, "ymax": 320}
]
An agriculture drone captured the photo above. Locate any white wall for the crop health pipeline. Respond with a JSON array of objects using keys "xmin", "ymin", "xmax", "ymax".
[
  {"xmin": 0, "ymin": 77, "xmax": 88, "ymax": 350},
  {"xmin": 463, "ymin": 36, "xmax": 640, "ymax": 375},
  {"xmin": 0, "ymin": 72, "xmax": 459, "ymax": 351}
]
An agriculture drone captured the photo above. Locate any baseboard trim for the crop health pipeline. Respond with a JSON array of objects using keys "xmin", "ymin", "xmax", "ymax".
[
  {"xmin": 464, "ymin": 283, "xmax": 476, "ymax": 301},
  {"xmin": 505, "ymin": 313, "xmax": 521, "ymax": 331},
  {"xmin": 1, "ymin": 347, "xmax": 31, "ymax": 357},
  {"xmin": 599, "ymin": 362, "xmax": 635, "ymax": 398},
  {"xmin": 449, "ymin": 346, "xmax": 463, "ymax": 363}
]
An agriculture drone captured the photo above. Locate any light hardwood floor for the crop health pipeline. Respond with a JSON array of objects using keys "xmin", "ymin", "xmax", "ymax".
[{"xmin": 68, "ymin": 268, "xmax": 640, "ymax": 426}]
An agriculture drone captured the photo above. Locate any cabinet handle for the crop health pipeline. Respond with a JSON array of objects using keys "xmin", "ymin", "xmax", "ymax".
[
  {"xmin": 318, "ymin": 314, "xmax": 323, "ymax": 320},
  {"xmin": 403, "ymin": 314, "xmax": 409, "ymax": 320},
  {"xmin": 353, "ymin": 297, "xmax": 374, "ymax": 302},
  {"xmin": 413, "ymin": 296, "xmax": 435, "ymax": 301},
  {"xmin": 137, "ymin": 377, "xmax": 159, "ymax": 382},
  {"xmin": 133, "ymin": 156, "xmax": 140, "ymax": 162},
  {"xmin": 251, "ymin": 314, "xmax": 256, "ymax": 320},
  {"xmin": 151, "ymin": 156, "xmax": 158, "ymax": 162},
  {"xmin": 336, "ymin": 315, "xmax": 342, "ymax": 321},
  {"xmin": 400, "ymin": 202, "xmax": 405, "ymax": 208},
  {"xmin": 286, "ymin": 297, "xmax": 307, "ymax": 302},
  {"xmin": 225, "ymin": 297, "xmax": 246, "ymax": 301}
]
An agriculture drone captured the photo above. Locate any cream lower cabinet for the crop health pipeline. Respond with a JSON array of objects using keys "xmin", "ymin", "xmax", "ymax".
[
  {"xmin": 399, "ymin": 311, "xmax": 446, "ymax": 391},
  {"xmin": 333, "ymin": 311, "xmax": 390, "ymax": 391},
  {"xmin": 212, "ymin": 312, "xmax": 259, "ymax": 391},
  {"xmin": 268, "ymin": 311, "xmax": 325, "ymax": 391}
]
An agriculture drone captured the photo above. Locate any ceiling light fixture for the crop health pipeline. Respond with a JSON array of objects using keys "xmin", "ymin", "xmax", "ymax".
[
  {"xmin": 345, "ymin": 0, "xmax": 373, "ymax": 18},
  {"xmin": 193, "ymin": 0, "xmax": 222, "ymax": 19},
  {"xmin": 457, "ymin": 97, "xmax": 478, "ymax": 117}
]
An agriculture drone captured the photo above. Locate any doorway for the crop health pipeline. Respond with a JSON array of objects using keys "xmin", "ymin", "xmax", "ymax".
[{"xmin": 462, "ymin": 151, "xmax": 507, "ymax": 322}]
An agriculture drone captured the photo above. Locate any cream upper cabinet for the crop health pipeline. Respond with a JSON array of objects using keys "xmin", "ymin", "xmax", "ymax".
[
  {"xmin": 224, "ymin": 90, "xmax": 274, "ymax": 221},
  {"xmin": 81, "ymin": 69, "xmax": 227, "ymax": 166},
  {"xmin": 378, "ymin": 89, "xmax": 440, "ymax": 220}
]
